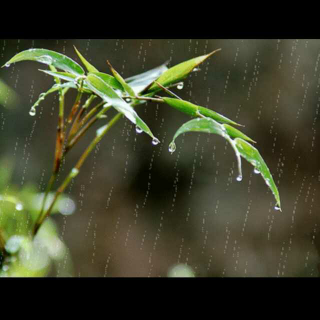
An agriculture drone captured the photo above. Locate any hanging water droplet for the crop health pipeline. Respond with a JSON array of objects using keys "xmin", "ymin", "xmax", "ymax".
[
  {"xmin": 193, "ymin": 67, "xmax": 201, "ymax": 72},
  {"xmin": 274, "ymin": 205, "xmax": 281, "ymax": 211},
  {"xmin": 169, "ymin": 142, "xmax": 176, "ymax": 154},
  {"xmin": 177, "ymin": 82, "xmax": 184, "ymax": 90},
  {"xmin": 126, "ymin": 98, "xmax": 132, "ymax": 103},
  {"xmin": 236, "ymin": 175, "xmax": 243, "ymax": 182},
  {"xmin": 254, "ymin": 168, "xmax": 260, "ymax": 174},
  {"xmin": 2, "ymin": 265, "xmax": 9, "ymax": 272},
  {"xmin": 135, "ymin": 126, "xmax": 143, "ymax": 134},
  {"xmin": 152, "ymin": 138, "xmax": 160, "ymax": 146},
  {"xmin": 4, "ymin": 63, "xmax": 10, "ymax": 68},
  {"xmin": 15, "ymin": 203, "xmax": 23, "ymax": 211},
  {"xmin": 29, "ymin": 107, "xmax": 36, "ymax": 116}
]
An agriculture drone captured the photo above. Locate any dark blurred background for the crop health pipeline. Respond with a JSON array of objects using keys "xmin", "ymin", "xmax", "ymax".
[{"xmin": 1, "ymin": 39, "xmax": 319, "ymax": 277}]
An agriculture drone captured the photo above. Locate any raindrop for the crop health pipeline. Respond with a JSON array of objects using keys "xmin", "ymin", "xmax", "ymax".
[
  {"xmin": 71, "ymin": 168, "xmax": 79, "ymax": 178},
  {"xmin": 29, "ymin": 107, "xmax": 36, "ymax": 116},
  {"xmin": 193, "ymin": 67, "xmax": 201, "ymax": 72},
  {"xmin": 2, "ymin": 265, "xmax": 9, "ymax": 272},
  {"xmin": 126, "ymin": 98, "xmax": 132, "ymax": 103},
  {"xmin": 4, "ymin": 63, "xmax": 10, "ymax": 68},
  {"xmin": 135, "ymin": 126, "xmax": 143, "ymax": 134},
  {"xmin": 177, "ymin": 82, "xmax": 184, "ymax": 90},
  {"xmin": 152, "ymin": 138, "xmax": 160, "ymax": 146},
  {"xmin": 169, "ymin": 142, "xmax": 176, "ymax": 154},
  {"xmin": 254, "ymin": 168, "xmax": 260, "ymax": 174},
  {"xmin": 15, "ymin": 203, "xmax": 23, "ymax": 211},
  {"xmin": 274, "ymin": 205, "xmax": 281, "ymax": 211},
  {"xmin": 236, "ymin": 175, "xmax": 243, "ymax": 182}
]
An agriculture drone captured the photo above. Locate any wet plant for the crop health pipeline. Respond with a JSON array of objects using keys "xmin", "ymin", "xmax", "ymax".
[{"xmin": 1, "ymin": 47, "xmax": 281, "ymax": 276}]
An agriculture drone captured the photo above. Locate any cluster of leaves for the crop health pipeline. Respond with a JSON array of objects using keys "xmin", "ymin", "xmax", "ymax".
[
  {"xmin": 0, "ymin": 158, "xmax": 73, "ymax": 277},
  {"xmin": 1, "ymin": 46, "xmax": 281, "ymax": 276}
]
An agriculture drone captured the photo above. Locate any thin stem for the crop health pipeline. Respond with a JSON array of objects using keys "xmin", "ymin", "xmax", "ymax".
[
  {"xmin": 33, "ymin": 112, "xmax": 123, "ymax": 235},
  {"xmin": 154, "ymin": 81, "xmax": 182, "ymax": 100}
]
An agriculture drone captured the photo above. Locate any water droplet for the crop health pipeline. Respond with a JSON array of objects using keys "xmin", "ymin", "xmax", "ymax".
[
  {"xmin": 236, "ymin": 175, "xmax": 243, "ymax": 182},
  {"xmin": 135, "ymin": 126, "xmax": 143, "ymax": 134},
  {"xmin": 2, "ymin": 265, "xmax": 9, "ymax": 272},
  {"xmin": 254, "ymin": 168, "xmax": 260, "ymax": 174},
  {"xmin": 177, "ymin": 82, "xmax": 184, "ymax": 90},
  {"xmin": 152, "ymin": 138, "xmax": 160, "ymax": 146},
  {"xmin": 169, "ymin": 142, "xmax": 176, "ymax": 154},
  {"xmin": 126, "ymin": 98, "xmax": 132, "ymax": 103},
  {"xmin": 15, "ymin": 203, "xmax": 23, "ymax": 211},
  {"xmin": 193, "ymin": 67, "xmax": 201, "ymax": 72},
  {"xmin": 4, "ymin": 63, "xmax": 10, "ymax": 68},
  {"xmin": 274, "ymin": 205, "xmax": 281, "ymax": 211},
  {"xmin": 29, "ymin": 107, "xmax": 36, "ymax": 116},
  {"xmin": 71, "ymin": 168, "xmax": 79, "ymax": 178}
]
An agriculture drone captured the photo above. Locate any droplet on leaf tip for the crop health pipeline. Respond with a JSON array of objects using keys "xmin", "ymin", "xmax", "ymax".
[
  {"xmin": 152, "ymin": 138, "xmax": 160, "ymax": 146},
  {"xmin": 274, "ymin": 205, "xmax": 281, "ymax": 211},
  {"xmin": 29, "ymin": 107, "xmax": 36, "ymax": 116},
  {"xmin": 236, "ymin": 175, "xmax": 243, "ymax": 182},
  {"xmin": 177, "ymin": 83, "xmax": 184, "ymax": 90},
  {"xmin": 135, "ymin": 126, "xmax": 143, "ymax": 134},
  {"xmin": 254, "ymin": 168, "xmax": 260, "ymax": 174}
]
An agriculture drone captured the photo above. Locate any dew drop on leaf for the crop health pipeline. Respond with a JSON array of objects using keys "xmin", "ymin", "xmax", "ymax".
[
  {"xmin": 135, "ymin": 126, "xmax": 143, "ymax": 134},
  {"xmin": 254, "ymin": 168, "xmax": 260, "ymax": 174},
  {"xmin": 29, "ymin": 107, "xmax": 36, "ymax": 116},
  {"xmin": 169, "ymin": 142, "xmax": 176, "ymax": 154},
  {"xmin": 236, "ymin": 175, "xmax": 243, "ymax": 182},
  {"xmin": 177, "ymin": 82, "xmax": 184, "ymax": 90},
  {"xmin": 274, "ymin": 205, "xmax": 281, "ymax": 211},
  {"xmin": 152, "ymin": 138, "xmax": 160, "ymax": 146}
]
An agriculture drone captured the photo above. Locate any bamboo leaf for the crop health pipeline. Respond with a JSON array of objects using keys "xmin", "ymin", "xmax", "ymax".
[
  {"xmin": 146, "ymin": 49, "xmax": 221, "ymax": 92},
  {"xmin": 40, "ymin": 70, "xmax": 77, "ymax": 82},
  {"xmin": 73, "ymin": 46, "xmax": 99, "ymax": 73},
  {"xmin": 90, "ymin": 72, "xmax": 124, "ymax": 91},
  {"xmin": 3, "ymin": 49, "xmax": 85, "ymax": 75},
  {"xmin": 107, "ymin": 60, "xmax": 136, "ymax": 97},
  {"xmin": 169, "ymin": 117, "xmax": 242, "ymax": 179},
  {"xmin": 169, "ymin": 118, "xmax": 281, "ymax": 210},
  {"xmin": 85, "ymin": 73, "xmax": 159, "ymax": 143},
  {"xmin": 162, "ymin": 97, "xmax": 241, "ymax": 126},
  {"xmin": 222, "ymin": 124, "xmax": 256, "ymax": 143},
  {"xmin": 125, "ymin": 62, "xmax": 169, "ymax": 94},
  {"xmin": 234, "ymin": 138, "xmax": 281, "ymax": 210}
]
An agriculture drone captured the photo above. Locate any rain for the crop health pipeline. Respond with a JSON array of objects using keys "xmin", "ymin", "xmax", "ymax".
[{"xmin": 0, "ymin": 39, "xmax": 319, "ymax": 277}]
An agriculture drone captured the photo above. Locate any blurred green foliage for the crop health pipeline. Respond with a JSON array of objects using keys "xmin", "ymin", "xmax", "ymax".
[{"xmin": 0, "ymin": 157, "xmax": 74, "ymax": 277}]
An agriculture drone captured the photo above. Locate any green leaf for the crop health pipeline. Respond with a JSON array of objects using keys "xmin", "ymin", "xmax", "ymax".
[
  {"xmin": 146, "ymin": 49, "xmax": 221, "ymax": 92},
  {"xmin": 85, "ymin": 73, "xmax": 159, "ymax": 143},
  {"xmin": 90, "ymin": 72, "xmax": 124, "ymax": 91},
  {"xmin": 234, "ymin": 138, "xmax": 281, "ymax": 210},
  {"xmin": 222, "ymin": 124, "xmax": 256, "ymax": 143},
  {"xmin": 3, "ymin": 49, "xmax": 85, "ymax": 75},
  {"xmin": 40, "ymin": 69, "xmax": 77, "ymax": 82},
  {"xmin": 169, "ymin": 117, "xmax": 242, "ymax": 179},
  {"xmin": 162, "ymin": 97, "xmax": 241, "ymax": 126},
  {"xmin": 125, "ymin": 62, "xmax": 169, "ymax": 94},
  {"xmin": 107, "ymin": 61, "xmax": 136, "ymax": 97},
  {"xmin": 73, "ymin": 46, "xmax": 99, "ymax": 73}
]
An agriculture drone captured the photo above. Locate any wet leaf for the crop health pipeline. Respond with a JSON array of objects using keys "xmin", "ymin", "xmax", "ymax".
[
  {"xmin": 126, "ymin": 62, "xmax": 169, "ymax": 94},
  {"xmin": 169, "ymin": 117, "xmax": 242, "ymax": 178},
  {"xmin": 85, "ymin": 73, "xmax": 159, "ymax": 142},
  {"xmin": 73, "ymin": 46, "xmax": 98, "ymax": 73},
  {"xmin": 234, "ymin": 138, "xmax": 281, "ymax": 210},
  {"xmin": 107, "ymin": 60, "xmax": 136, "ymax": 97},
  {"xmin": 40, "ymin": 69, "xmax": 77, "ymax": 82},
  {"xmin": 90, "ymin": 72, "xmax": 123, "ymax": 91},
  {"xmin": 146, "ymin": 49, "xmax": 221, "ymax": 92},
  {"xmin": 162, "ymin": 97, "xmax": 241, "ymax": 126},
  {"xmin": 3, "ymin": 49, "xmax": 85, "ymax": 75},
  {"xmin": 222, "ymin": 124, "xmax": 256, "ymax": 143}
]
